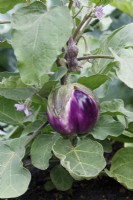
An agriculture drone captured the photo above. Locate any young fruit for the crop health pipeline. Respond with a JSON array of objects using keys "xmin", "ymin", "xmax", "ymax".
[{"xmin": 47, "ymin": 83, "xmax": 99, "ymax": 135}]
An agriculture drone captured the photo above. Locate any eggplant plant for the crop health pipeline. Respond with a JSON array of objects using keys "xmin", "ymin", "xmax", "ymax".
[{"xmin": 0, "ymin": 0, "xmax": 133, "ymax": 198}]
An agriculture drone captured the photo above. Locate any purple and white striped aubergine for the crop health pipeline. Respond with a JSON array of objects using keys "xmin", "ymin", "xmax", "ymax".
[{"xmin": 47, "ymin": 83, "xmax": 99, "ymax": 135}]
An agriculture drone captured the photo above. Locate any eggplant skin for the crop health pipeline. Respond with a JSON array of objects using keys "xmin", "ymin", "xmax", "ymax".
[{"xmin": 47, "ymin": 83, "xmax": 99, "ymax": 135}]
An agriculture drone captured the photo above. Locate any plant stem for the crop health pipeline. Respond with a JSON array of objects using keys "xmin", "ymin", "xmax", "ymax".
[
  {"xmin": 73, "ymin": 11, "xmax": 93, "ymax": 41},
  {"xmin": 0, "ymin": 21, "xmax": 11, "ymax": 24},
  {"xmin": 73, "ymin": 6, "xmax": 83, "ymax": 18},
  {"xmin": 68, "ymin": 0, "xmax": 73, "ymax": 9},
  {"xmin": 24, "ymin": 121, "xmax": 49, "ymax": 147},
  {"xmin": 78, "ymin": 55, "xmax": 114, "ymax": 61}
]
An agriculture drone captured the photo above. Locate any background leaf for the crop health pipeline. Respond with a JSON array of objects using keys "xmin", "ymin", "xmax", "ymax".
[
  {"xmin": 0, "ymin": 0, "xmax": 25, "ymax": 13},
  {"xmin": 93, "ymin": 23, "xmax": 133, "ymax": 75},
  {"xmin": 111, "ymin": 48, "xmax": 133, "ymax": 89},
  {"xmin": 0, "ymin": 75, "xmax": 35, "ymax": 100},
  {"xmin": 52, "ymin": 138, "xmax": 106, "ymax": 180},
  {"xmin": 12, "ymin": 2, "xmax": 73, "ymax": 86},
  {"xmin": 91, "ymin": 116, "xmax": 124, "ymax": 140},
  {"xmin": 50, "ymin": 165, "xmax": 73, "ymax": 191},
  {"xmin": 78, "ymin": 74, "xmax": 110, "ymax": 90},
  {"xmin": 101, "ymin": 99, "xmax": 133, "ymax": 119},
  {"xmin": 0, "ymin": 141, "xmax": 31, "ymax": 198},
  {"xmin": 0, "ymin": 97, "xmax": 26, "ymax": 125},
  {"xmin": 111, "ymin": 0, "xmax": 133, "ymax": 17},
  {"xmin": 31, "ymin": 134, "xmax": 54, "ymax": 170},
  {"xmin": 109, "ymin": 147, "xmax": 133, "ymax": 190}
]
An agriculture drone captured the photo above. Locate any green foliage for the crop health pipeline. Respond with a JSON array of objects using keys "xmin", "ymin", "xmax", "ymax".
[
  {"xmin": 0, "ymin": 0, "xmax": 25, "ymax": 13},
  {"xmin": 0, "ymin": 74, "xmax": 35, "ymax": 100},
  {"xmin": 0, "ymin": 139, "xmax": 31, "ymax": 198},
  {"xmin": 50, "ymin": 165, "xmax": 73, "ymax": 191},
  {"xmin": 110, "ymin": 48, "xmax": 133, "ymax": 89},
  {"xmin": 0, "ymin": 97, "xmax": 26, "ymax": 125},
  {"xmin": 91, "ymin": 116, "xmax": 124, "ymax": 140},
  {"xmin": 11, "ymin": 2, "xmax": 73, "ymax": 86},
  {"xmin": 78, "ymin": 74, "xmax": 110, "ymax": 90},
  {"xmin": 0, "ymin": 0, "xmax": 133, "ymax": 197},
  {"xmin": 31, "ymin": 134, "xmax": 54, "ymax": 170},
  {"xmin": 101, "ymin": 99, "xmax": 133, "ymax": 119},
  {"xmin": 108, "ymin": 147, "xmax": 133, "ymax": 190},
  {"xmin": 90, "ymin": 0, "xmax": 113, "ymax": 5},
  {"xmin": 52, "ymin": 138, "xmax": 106, "ymax": 180},
  {"xmin": 111, "ymin": 0, "xmax": 133, "ymax": 17}
]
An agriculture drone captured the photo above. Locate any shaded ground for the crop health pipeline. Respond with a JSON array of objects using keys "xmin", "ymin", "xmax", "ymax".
[
  {"xmin": 11, "ymin": 169, "xmax": 133, "ymax": 200},
  {"xmin": 10, "ymin": 142, "xmax": 133, "ymax": 200}
]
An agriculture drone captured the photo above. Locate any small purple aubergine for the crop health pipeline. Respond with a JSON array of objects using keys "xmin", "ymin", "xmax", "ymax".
[{"xmin": 47, "ymin": 83, "xmax": 99, "ymax": 135}]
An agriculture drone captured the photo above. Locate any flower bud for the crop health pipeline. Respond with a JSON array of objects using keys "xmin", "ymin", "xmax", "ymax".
[{"xmin": 47, "ymin": 83, "xmax": 99, "ymax": 135}]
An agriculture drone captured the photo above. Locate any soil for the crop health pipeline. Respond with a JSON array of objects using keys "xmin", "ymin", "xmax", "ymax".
[
  {"xmin": 10, "ymin": 142, "xmax": 133, "ymax": 200},
  {"xmin": 10, "ymin": 169, "xmax": 133, "ymax": 200}
]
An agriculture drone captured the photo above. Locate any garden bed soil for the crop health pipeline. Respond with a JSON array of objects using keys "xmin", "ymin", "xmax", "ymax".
[
  {"xmin": 10, "ymin": 142, "xmax": 133, "ymax": 200},
  {"xmin": 11, "ymin": 169, "xmax": 133, "ymax": 200}
]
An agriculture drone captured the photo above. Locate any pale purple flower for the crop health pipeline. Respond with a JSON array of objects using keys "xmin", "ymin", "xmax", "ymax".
[
  {"xmin": 15, "ymin": 103, "xmax": 32, "ymax": 116},
  {"xmin": 94, "ymin": 5, "xmax": 104, "ymax": 19}
]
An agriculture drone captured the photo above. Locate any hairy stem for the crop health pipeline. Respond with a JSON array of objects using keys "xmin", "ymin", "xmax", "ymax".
[
  {"xmin": 78, "ymin": 55, "xmax": 114, "ymax": 61},
  {"xmin": 73, "ymin": 11, "xmax": 93, "ymax": 41},
  {"xmin": 24, "ymin": 121, "xmax": 49, "ymax": 147}
]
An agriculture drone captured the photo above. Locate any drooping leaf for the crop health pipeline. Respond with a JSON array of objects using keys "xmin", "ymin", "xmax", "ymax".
[
  {"xmin": 50, "ymin": 165, "xmax": 73, "ymax": 191},
  {"xmin": 31, "ymin": 134, "xmax": 54, "ymax": 170},
  {"xmin": 101, "ymin": 99, "xmax": 133, "ymax": 119},
  {"xmin": 0, "ymin": 140, "xmax": 31, "ymax": 198},
  {"xmin": 93, "ymin": 23, "xmax": 133, "ymax": 75},
  {"xmin": 12, "ymin": 2, "xmax": 73, "ymax": 86},
  {"xmin": 110, "ymin": 48, "xmax": 133, "ymax": 89},
  {"xmin": 0, "ymin": 75, "xmax": 35, "ymax": 100},
  {"xmin": 111, "ymin": 0, "xmax": 133, "ymax": 17},
  {"xmin": 52, "ymin": 138, "xmax": 106, "ymax": 180},
  {"xmin": 78, "ymin": 74, "xmax": 110, "ymax": 90},
  {"xmin": 91, "ymin": 116, "xmax": 124, "ymax": 140},
  {"xmin": 109, "ymin": 147, "xmax": 133, "ymax": 190}
]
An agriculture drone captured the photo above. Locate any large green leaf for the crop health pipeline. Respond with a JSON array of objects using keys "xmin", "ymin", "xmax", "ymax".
[
  {"xmin": 46, "ymin": 0, "xmax": 68, "ymax": 8},
  {"xmin": 101, "ymin": 99, "xmax": 133, "ymax": 119},
  {"xmin": 91, "ymin": 116, "xmax": 124, "ymax": 140},
  {"xmin": 111, "ymin": 48, "xmax": 133, "ymax": 89},
  {"xmin": 109, "ymin": 147, "xmax": 133, "ymax": 190},
  {"xmin": 0, "ymin": 97, "xmax": 26, "ymax": 125},
  {"xmin": 111, "ymin": 0, "xmax": 133, "ymax": 17},
  {"xmin": 31, "ymin": 134, "xmax": 54, "ymax": 170},
  {"xmin": 0, "ymin": 141, "xmax": 31, "ymax": 198},
  {"xmin": 52, "ymin": 138, "xmax": 106, "ymax": 180},
  {"xmin": 78, "ymin": 74, "xmax": 110, "ymax": 90},
  {"xmin": 50, "ymin": 165, "xmax": 73, "ymax": 191},
  {"xmin": 12, "ymin": 2, "xmax": 73, "ymax": 86},
  {"xmin": 94, "ymin": 23, "xmax": 133, "ymax": 75},
  {"xmin": 0, "ymin": 0, "xmax": 25, "ymax": 13},
  {"xmin": 0, "ymin": 75, "xmax": 35, "ymax": 100}
]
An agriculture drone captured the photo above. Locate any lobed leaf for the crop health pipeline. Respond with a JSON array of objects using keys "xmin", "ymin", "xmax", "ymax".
[{"xmin": 52, "ymin": 138, "xmax": 106, "ymax": 180}]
